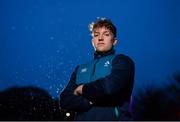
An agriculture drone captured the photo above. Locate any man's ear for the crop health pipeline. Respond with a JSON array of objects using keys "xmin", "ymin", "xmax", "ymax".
[{"xmin": 113, "ymin": 39, "xmax": 117, "ymax": 46}]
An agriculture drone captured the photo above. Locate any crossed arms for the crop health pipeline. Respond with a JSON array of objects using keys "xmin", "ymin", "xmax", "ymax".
[{"xmin": 60, "ymin": 55, "xmax": 134, "ymax": 112}]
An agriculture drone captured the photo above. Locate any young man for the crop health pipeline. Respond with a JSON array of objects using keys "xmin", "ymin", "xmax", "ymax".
[{"xmin": 60, "ymin": 18, "xmax": 135, "ymax": 120}]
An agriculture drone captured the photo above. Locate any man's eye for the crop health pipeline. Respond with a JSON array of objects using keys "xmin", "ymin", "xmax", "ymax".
[
  {"xmin": 105, "ymin": 34, "xmax": 110, "ymax": 36},
  {"xmin": 94, "ymin": 34, "xmax": 98, "ymax": 37}
]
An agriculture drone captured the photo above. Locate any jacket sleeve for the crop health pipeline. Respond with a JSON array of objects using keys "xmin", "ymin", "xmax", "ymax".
[
  {"xmin": 82, "ymin": 54, "xmax": 135, "ymax": 102},
  {"xmin": 60, "ymin": 66, "xmax": 92, "ymax": 112}
]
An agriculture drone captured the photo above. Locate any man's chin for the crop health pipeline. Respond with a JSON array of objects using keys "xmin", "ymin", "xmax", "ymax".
[{"xmin": 96, "ymin": 47, "xmax": 106, "ymax": 52}]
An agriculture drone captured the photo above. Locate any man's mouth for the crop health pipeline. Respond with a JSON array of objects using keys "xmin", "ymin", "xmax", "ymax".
[{"xmin": 97, "ymin": 43, "xmax": 105, "ymax": 46}]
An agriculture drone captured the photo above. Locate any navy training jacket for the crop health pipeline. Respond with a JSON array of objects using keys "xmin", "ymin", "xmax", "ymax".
[{"xmin": 60, "ymin": 49, "xmax": 135, "ymax": 120}]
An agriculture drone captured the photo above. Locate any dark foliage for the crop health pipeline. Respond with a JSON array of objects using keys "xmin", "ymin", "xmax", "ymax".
[
  {"xmin": 0, "ymin": 86, "xmax": 63, "ymax": 120},
  {"xmin": 132, "ymin": 72, "xmax": 180, "ymax": 120}
]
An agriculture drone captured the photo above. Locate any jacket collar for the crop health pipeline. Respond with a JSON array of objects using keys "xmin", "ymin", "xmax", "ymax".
[{"xmin": 94, "ymin": 49, "xmax": 115, "ymax": 59}]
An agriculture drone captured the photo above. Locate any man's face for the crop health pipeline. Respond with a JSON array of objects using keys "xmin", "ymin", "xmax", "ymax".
[{"xmin": 92, "ymin": 27, "xmax": 117, "ymax": 52}]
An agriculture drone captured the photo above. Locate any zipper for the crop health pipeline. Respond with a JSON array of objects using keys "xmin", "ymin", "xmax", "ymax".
[{"xmin": 90, "ymin": 59, "xmax": 99, "ymax": 81}]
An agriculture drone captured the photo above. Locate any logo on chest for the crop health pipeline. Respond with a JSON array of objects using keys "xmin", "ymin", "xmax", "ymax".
[
  {"xmin": 104, "ymin": 60, "xmax": 110, "ymax": 67},
  {"xmin": 81, "ymin": 68, "xmax": 87, "ymax": 73}
]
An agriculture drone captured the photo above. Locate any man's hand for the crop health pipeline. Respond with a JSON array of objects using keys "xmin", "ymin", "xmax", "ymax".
[
  {"xmin": 74, "ymin": 84, "xmax": 84, "ymax": 96},
  {"xmin": 74, "ymin": 84, "xmax": 93, "ymax": 105}
]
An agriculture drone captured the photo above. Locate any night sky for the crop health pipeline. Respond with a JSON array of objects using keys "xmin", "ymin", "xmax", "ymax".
[{"xmin": 1, "ymin": 0, "xmax": 180, "ymax": 99}]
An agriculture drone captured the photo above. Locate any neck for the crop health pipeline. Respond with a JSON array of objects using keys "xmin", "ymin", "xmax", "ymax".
[{"xmin": 94, "ymin": 48, "xmax": 115, "ymax": 59}]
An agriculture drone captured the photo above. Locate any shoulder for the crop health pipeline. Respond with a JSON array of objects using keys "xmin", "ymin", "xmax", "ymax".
[
  {"xmin": 75, "ymin": 60, "xmax": 93, "ymax": 73},
  {"xmin": 112, "ymin": 54, "xmax": 135, "ymax": 66},
  {"xmin": 71, "ymin": 65, "xmax": 80, "ymax": 75},
  {"xmin": 76, "ymin": 59, "xmax": 94, "ymax": 69}
]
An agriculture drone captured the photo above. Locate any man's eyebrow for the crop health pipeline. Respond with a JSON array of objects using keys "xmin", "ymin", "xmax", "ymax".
[
  {"xmin": 94, "ymin": 31, "xmax": 99, "ymax": 33},
  {"xmin": 94, "ymin": 30, "xmax": 110, "ymax": 33},
  {"xmin": 103, "ymin": 31, "xmax": 110, "ymax": 33}
]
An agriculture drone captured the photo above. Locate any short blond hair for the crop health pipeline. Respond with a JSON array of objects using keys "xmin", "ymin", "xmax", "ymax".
[{"xmin": 89, "ymin": 17, "xmax": 117, "ymax": 37}]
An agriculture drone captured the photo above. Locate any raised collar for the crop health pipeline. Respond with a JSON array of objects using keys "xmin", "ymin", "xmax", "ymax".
[{"xmin": 94, "ymin": 49, "xmax": 115, "ymax": 59}]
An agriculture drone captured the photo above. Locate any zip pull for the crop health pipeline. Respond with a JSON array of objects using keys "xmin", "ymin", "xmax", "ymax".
[{"xmin": 114, "ymin": 107, "xmax": 119, "ymax": 118}]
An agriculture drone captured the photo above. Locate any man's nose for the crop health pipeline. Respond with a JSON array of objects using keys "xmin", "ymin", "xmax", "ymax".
[{"xmin": 98, "ymin": 35, "xmax": 104, "ymax": 41}]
